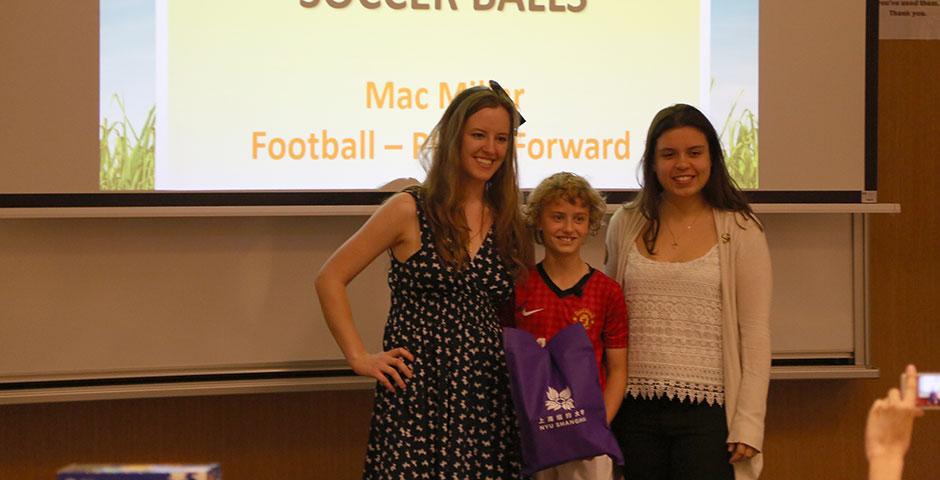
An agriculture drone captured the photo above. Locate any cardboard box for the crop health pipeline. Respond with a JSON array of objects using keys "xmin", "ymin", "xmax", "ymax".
[{"xmin": 57, "ymin": 464, "xmax": 221, "ymax": 480}]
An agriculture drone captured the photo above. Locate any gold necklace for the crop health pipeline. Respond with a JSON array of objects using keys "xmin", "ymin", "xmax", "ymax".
[
  {"xmin": 663, "ymin": 207, "xmax": 707, "ymax": 248},
  {"xmin": 468, "ymin": 204, "xmax": 488, "ymax": 241}
]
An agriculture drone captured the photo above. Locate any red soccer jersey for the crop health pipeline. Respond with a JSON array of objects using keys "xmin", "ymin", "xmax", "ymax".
[{"xmin": 514, "ymin": 264, "xmax": 628, "ymax": 389}]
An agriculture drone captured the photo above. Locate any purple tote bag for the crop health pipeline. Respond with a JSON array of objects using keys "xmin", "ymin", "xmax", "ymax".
[{"xmin": 503, "ymin": 323, "xmax": 624, "ymax": 475}]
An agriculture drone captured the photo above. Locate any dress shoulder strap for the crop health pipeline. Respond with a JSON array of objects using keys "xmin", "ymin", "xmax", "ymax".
[{"xmin": 400, "ymin": 185, "xmax": 432, "ymax": 241}]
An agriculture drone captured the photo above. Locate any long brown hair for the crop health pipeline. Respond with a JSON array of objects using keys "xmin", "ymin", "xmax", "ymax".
[
  {"xmin": 418, "ymin": 85, "xmax": 532, "ymax": 275},
  {"xmin": 634, "ymin": 104, "xmax": 761, "ymax": 254}
]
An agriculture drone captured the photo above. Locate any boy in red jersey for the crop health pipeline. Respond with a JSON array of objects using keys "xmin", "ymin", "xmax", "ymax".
[{"xmin": 515, "ymin": 172, "xmax": 628, "ymax": 480}]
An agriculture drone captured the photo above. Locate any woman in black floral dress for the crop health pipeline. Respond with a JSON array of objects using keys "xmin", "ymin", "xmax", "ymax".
[{"xmin": 316, "ymin": 84, "xmax": 532, "ymax": 479}]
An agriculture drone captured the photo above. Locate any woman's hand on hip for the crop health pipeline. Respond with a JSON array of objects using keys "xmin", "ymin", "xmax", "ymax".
[{"xmin": 349, "ymin": 347, "xmax": 415, "ymax": 392}]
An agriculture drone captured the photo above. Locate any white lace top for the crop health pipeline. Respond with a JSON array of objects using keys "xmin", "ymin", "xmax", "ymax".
[{"xmin": 624, "ymin": 242, "xmax": 725, "ymax": 405}]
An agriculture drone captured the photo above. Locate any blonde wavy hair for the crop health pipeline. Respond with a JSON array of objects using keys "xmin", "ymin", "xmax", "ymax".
[{"xmin": 524, "ymin": 172, "xmax": 607, "ymax": 244}]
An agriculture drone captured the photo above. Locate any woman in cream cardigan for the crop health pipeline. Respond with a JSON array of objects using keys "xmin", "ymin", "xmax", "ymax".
[{"xmin": 605, "ymin": 104, "xmax": 771, "ymax": 480}]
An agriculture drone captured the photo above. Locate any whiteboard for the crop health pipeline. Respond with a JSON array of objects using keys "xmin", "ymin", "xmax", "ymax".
[{"xmin": 0, "ymin": 212, "xmax": 862, "ymax": 388}]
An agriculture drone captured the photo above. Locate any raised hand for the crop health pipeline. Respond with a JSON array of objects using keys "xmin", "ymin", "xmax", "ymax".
[{"xmin": 866, "ymin": 364, "xmax": 924, "ymax": 462}]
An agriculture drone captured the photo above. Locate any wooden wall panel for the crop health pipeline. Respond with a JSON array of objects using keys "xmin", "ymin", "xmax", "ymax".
[
  {"xmin": 0, "ymin": 391, "xmax": 374, "ymax": 480},
  {"xmin": 760, "ymin": 40, "xmax": 940, "ymax": 480}
]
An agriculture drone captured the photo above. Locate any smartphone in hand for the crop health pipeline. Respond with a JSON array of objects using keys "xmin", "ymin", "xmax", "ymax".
[{"xmin": 901, "ymin": 372, "xmax": 940, "ymax": 409}]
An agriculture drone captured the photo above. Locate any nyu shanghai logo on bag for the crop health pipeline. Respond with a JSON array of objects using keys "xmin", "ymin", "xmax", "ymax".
[
  {"xmin": 545, "ymin": 386, "xmax": 575, "ymax": 411},
  {"xmin": 538, "ymin": 386, "xmax": 587, "ymax": 431}
]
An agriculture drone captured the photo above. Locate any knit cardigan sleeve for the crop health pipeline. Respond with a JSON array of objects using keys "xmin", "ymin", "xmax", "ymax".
[{"xmin": 725, "ymin": 215, "xmax": 773, "ymax": 451}]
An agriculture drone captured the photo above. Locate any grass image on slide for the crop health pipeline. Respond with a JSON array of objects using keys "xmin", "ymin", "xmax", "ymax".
[
  {"xmin": 718, "ymin": 92, "xmax": 759, "ymax": 189},
  {"xmin": 100, "ymin": 94, "xmax": 155, "ymax": 190}
]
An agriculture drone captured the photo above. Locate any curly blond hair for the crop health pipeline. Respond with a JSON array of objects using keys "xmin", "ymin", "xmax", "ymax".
[{"xmin": 524, "ymin": 172, "xmax": 607, "ymax": 244}]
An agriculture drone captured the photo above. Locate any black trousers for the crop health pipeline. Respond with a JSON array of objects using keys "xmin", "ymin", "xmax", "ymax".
[{"xmin": 611, "ymin": 395, "xmax": 734, "ymax": 480}]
